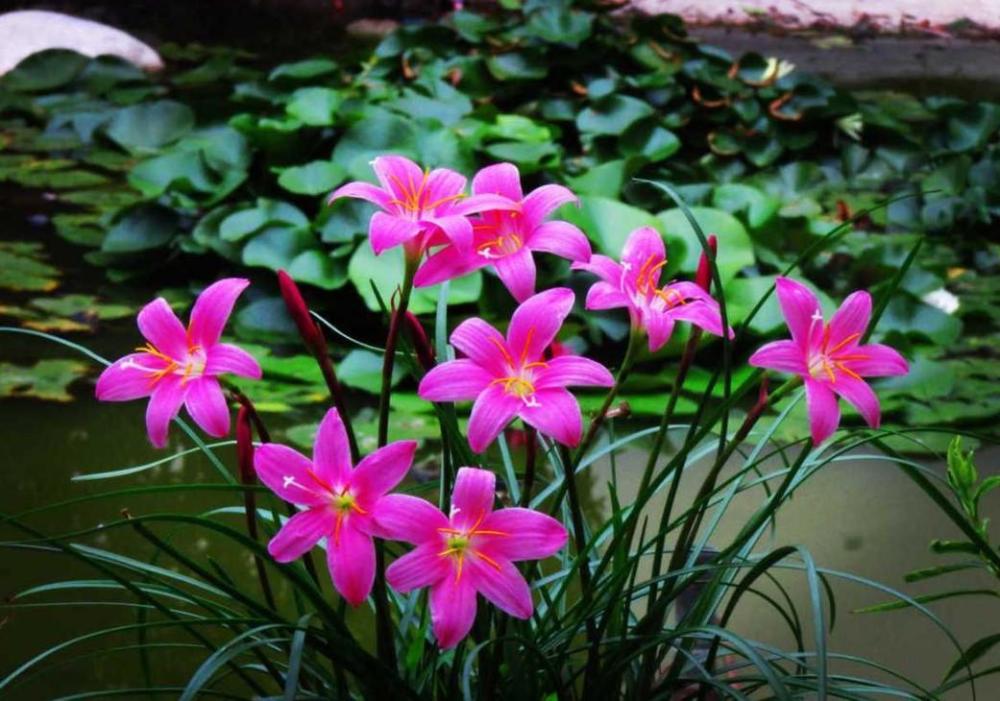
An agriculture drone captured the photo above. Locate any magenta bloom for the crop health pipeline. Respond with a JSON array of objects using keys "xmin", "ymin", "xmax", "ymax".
[
  {"xmin": 378, "ymin": 467, "xmax": 567, "ymax": 649},
  {"xmin": 328, "ymin": 154, "xmax": 514, "ymax": 258},
  {"xmin": 574, "ymin": 226, "xmax": 731, "ymax": 351},
  {"xmin": 418, "ymin": 288, "xmax": 614, "ymax": 452},
  {"xmin": 95, "ymin": 278, "xmax": 261, "ymax": 448},
  {"xmin": 749, "ymin": 277, "xmax": 909, "ymax": 445},
  {"xmin": 254, "ymin": 407, "xmax": 417, "ymax": 606},
  {"xmin": 413, "ymin": 163, "xmax": 591, "ymax": 302}
]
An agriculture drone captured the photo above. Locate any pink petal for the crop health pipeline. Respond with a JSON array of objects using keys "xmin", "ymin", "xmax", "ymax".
[
  {"xmin": 521, "ymin": 184, "xmax": 577, "ymax": 225},
  {"xmin": 369, "ymin": 212, "xmax": 423, "ymax": 255},
  {"xmin": 527, "ymin": 220, "xmax": 591, "ymax": 262},
  {"xmin": 494, "ymin": 248, "xmax": 537, "ymax": 303},
  {"xmin": 267, "ymin": 507, "xmax": 333, "ymax": 562},
  {"xmin": 372, "ymin": 155, "xmax": 424, "ymax": 201},
  {"xmin": 449, "ymin": 318, "xmax": 509, "ymax": 376},
  {"xmin": 328, "ymin": 180, "xmax": 392, "ymax": 210},
  {"xmin": 419, "ymin": 360, "xmax": 495, "ymax": 402},
  {"xmin": 422, "ymin": 167, "xmax": 467, "ymax": 214},
  {"xmin": 254, "ymin": 444, "xmax": 331, "ymax": 506},
  {"xmin": 775, "ymin": 277, "xmax": 823, "ymax": 350},
  {"xmin": 827, "ymin": 290, "xmax": 872, "ymax": 351},
  {"xmin": 144, "ymin": 375, "xmax": 187, "ymax": 448},
  {"xmin": 387, "ymin": 543, "xmax": 450, "ymax": 592},
  {"xmin": 425, "ymin": 215, "xmax": 473, "ymax": 251},
  {"xmin": 430, "ymin": 572, "xmax": 477, "ymax": 649},
  {"xmin": 448, "ymin": 193, "xmax": 521, "ymax": 217},
  {"xmin": 188, "ymin": 278, "xmax": 249, "ymax": 347},
  {"xmin": 748, "ymin": 340, "xmax": 806, "ymax": 375},
  {"xmin": 668, "ymin": 300, "xmax": 731, "ymax": 339},
  {"xmin": 519, "ymin": 387, "xmax": 582, "ymax": 447},
  {"xmin": 414, "ymin": 244, "xmax": 487, "ymax": 288},
  {"xmin": 644, "ymin": 311, "xmax": 675, "ymax": 352},
  {"xmin": 375, "ymin": 494, "xmax": 449, "ymax": 544},
  {"xmin": 137, "ymin": 298, "xmax": 188, "ymax": 359},
  {"xmin": 572, "ymin": 254, "xmax": 622, "ymax": 285},
  {"xmin": 466, "ymin": 555, "xmax": 532, "ymax": 619},
  {"xmin": 584, "ymin": 281, "xmax": 628, "ymax": 311},
  {"xmin": 831, "ymin": 375, "xmax": 881, "ymax": 429},
  {"xmin": 183, "ymin": 377, "xmax": 230, "ymax": 438},
  {"xmin": 351, "ymin": 439, "xmax": 417, "ymax": 498},
  {"xmin": 472, "ymin": 163, "xmax": 523, "ymax": 200},
  {"xmin": 506, "ymin": 287, "xmax": 575, "ymax": 363},
  {"xmin": 312, "ymin": 407, "xmax": 352, "ymax": 488},
  {"xmin": 621, "ymin": 227, "xmax": 666, "ymax": 285},
  {"xmin": 450, "ymin": 467, "xmax": 497, "ymax": 529},
  {"xmin": 534, "ymin": 355, "xmax": 614, "ymax": 390},
  {"xmin": 204, "ymin": 343, "xmax": 262, "ymax": 379},
  {"xmin": 841, "ymin": 344, "xmax": 909, "ymax": 377},
  {"xmin": 468, "ymin": 384, "xmax": 522, "ymax": 453},
  {"xmin": 327, "ymin": 523, "xmax": 375, "ymax": 606},
  {"xmin": 479, "ymin": 507, "xmax": 568, "ymax": 561},
  {"xmin": 665, "ymin": 281, "xmax": 714, "ymax": 304},
  {"xmin": 95, "ymin": 353, "xmax": 162, "ymax": 401},
  {"xmin": 805, "ymin": 378, "xmax": 840, "ymax": 446}
]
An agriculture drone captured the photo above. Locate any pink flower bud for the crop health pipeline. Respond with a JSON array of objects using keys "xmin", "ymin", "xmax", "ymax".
[
  {"xmin": 236, "ymin": 405, "xmax": 255, "ymax": 485},
  {"xmin": 404, "ymin": 311, "xmax": 436, "ymax": 372},
  {"xmin": 695, "ymin": 234, "xmax": 718, "ymax": 292},
  {"xmin": 278, "ymin": 270, "xmax": 323, "ymax": 353}
]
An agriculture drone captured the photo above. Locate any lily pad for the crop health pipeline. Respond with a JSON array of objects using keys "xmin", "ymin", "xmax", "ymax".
[
  {"xmin": 0, "ymin": 360, "xmax": 89, "ymax": 402},
  {"xmin": 276, "ymin": 160, "xmax": 347, "ymax": 196},
  {"xmin": 0, "ymin": 242, "xmax": 60, "ymax": 292}
]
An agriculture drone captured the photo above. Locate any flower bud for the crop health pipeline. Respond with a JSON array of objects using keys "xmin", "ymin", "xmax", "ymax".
[
  {"xmin": 278, "ymin": 270, "xmax": 323, "ymax": 354},
  {"xmin": 694, "ymin": 234, "xmax": 718, "ymax": 292},
  {"xmin": 404, "ymin": 311, "xmax": 436, "ymax": 372},
  {"xmin": 236, "ymin": 405, "xmax": 255, "ymax": 485}
]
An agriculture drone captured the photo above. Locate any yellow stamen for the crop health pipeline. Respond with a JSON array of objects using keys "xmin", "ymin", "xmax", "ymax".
[
  {"xmin": 827, "ymin": 332, "xmax": 862, "ymax": 355},
  {"xmin": 488, "ymin": 337, "xmax": 516, "ymax": 368}
]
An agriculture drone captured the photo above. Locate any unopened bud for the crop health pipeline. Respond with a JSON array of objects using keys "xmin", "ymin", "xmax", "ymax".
[
  {"xmin": 236, "ymin": 405, "xmax": 256, "ymax": 485},
  {"xmin": 277, "ymin": 270, "xmax": 323, "ymax": 354},
  {"xmin": 606, "ymin": 401, "xmax": 631, "ymax": 420},
  {"xmin": 694, "ymin": 234, "xmax": 718, "ymax": 292},
  {"xmin": 405, "ymin": 311, "xmax": 436, "ymax": 372}
]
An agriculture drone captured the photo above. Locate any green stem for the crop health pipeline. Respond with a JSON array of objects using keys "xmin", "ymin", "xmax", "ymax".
[
  {"xmin": 574, "ymin": 329, "xmax": 641, "ymax": 465},
  {"xmin": 520, "ymin": 425, "xmax": 538, "ymax": 508}
]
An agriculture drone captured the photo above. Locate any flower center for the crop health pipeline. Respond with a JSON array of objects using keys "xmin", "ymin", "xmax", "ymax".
[
  {"xmin": 807, "ymin": 326, "xmax": 867, "ymax": 384},
  {"xmin": 387, "ymin": 168, "xmax": 464, "ymax": 219},
  {"xmin": 633, "ymin": 254, "xmax": 667, "ymax": 296},
  {"xmin": 476, "ymin": 232, "xmax": 523, "ymax": 259},
  {"xmin": 128, "ymin": 343, "xmax": 206, "ymax": 386},
  {"xmin": 437, "ymin": 511, "xmax": 509, "ymax": 582},
  {"xmin": 331, "ymin": 489, "xmax": 366, "ymax": 546},
  {"xmin": 649, "ymin": 287, "xmax": 687, "ymax": 313}
]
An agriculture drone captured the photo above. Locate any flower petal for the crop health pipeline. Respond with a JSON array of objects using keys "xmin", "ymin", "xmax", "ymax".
[
  {"xmin": 644, "ymin": 311, "xmax": 675, "ymax": 352},
  {"xmin": 527, "ymin": 220, "xmax": 591, "ymax": 262},
  {"xmin": 775, "ymin": 277, "xmax": 823, "ymax": 350},
  {"xmin": 351, "ymin": 439, "xmax": 417, "ymax": 498},
  {"xmin": 748, "ymin": 340, "xmax": 806, "ymax": 375},
  {"xmin": 519, "ymin": 388, "xmax": 582, "ymax": 447},
  {"xmin": 425, "ymin": 215, "xmax": 473, "ymax": 251},
  {"xmin": 831, "ymin": 375, "xmax": 881, "ymax": 429},
  {"xmin": 449, "ymin": 193, "xmax": 520, "ymax": 217},
  {"xmin": 522, "ymin": 184, "xmax": 577, "ymax": 225},
  {"xmin": 841, "ymin": 344, "xmax": 909, "ymax": 377},
  {"xmin": 254, "ymin": 444, "xmax": 331, "ymax": 506},
  {"xmin": 449, "ymin": 318, "xmax": 509, "ymax": 376},
  {"xmin": 572, "ymin": 254, "xmax": 622, "ymax": 285},
  {"xmin": 144, "ymin": 375, "xmax": 187, "ymax": 448},
  {"xmin": 584, "ymin": 281, "xmax": 628, "ymax": 311},
  {"xmin": 450, "ymin": 467, "xmax": 496, "ymax": 529},
  {"xmin": 369, "ymin": 212, "xmax": 423, "ymax": 255},
  {"xmin": 827, "ymin": 290, "xmax": 872, "ymax": 351},
  {"xmin": 805, "ymin": 378, "xmax": 840, "ymax": 446},
  {"xmin": 430, "ymin": 572, "xmax": 477, "ymax": 649},
  {"xmin": 468, "ymin": 384, "xmax": 521, "ymax": 453},
  {"xmin": 312, "ymin": 407, "xmax": 352, "ymax": 488},
  {"xmin": 327, "ymin": 523, "xmax": 375, "ymax": 606},
  {"xmin": 188, "ymin": 278, "xmax": 249, "ymax": 347},
  {"xmin": 204, "ymin": 343, "xmax": 262, "ymax": 379},
  {"xmin": 267, "ymin": 507, "xmax": 333, "ymax": 562},
  {"xmin": 137, "ymin": 298, "xmax": 188, "ymax": 359},
  {"xmin": 95, "ymin": 353, "xmax": 162, "ymax": 401},
  {"xmin": 375, "ymin": 494, "xmax": 449, "ymax": 544},
  {"xmin": 494, "ymin": 248, "xmax": 537, "ymax": 303},
  {"xmin": 386, "ymin": 543, "xmax": 450, "ymax": 592},
  {"xmin": 183, "ymin": 377, "xmax": 230, "ymax": 438},
  {"xmin": 328, "ymin": 180, "xmax": 392, "ymax": 209},
  {"xmin": 419, "ymin": 360, "xmax": 495, "ymax": 402},
  {"xmin": 621, "ymin": 227, "xmax": 666, "ymax": 284},
  {"xmin": 479, "ymin": 507, "xmax": 568, "ymax": 561},
  {"xmin": 506, "ymin": 287, "xmax": 574, "ymax": 362},
  {"xmin": 467, "ymin": 555, "xmax": 532, "ymax": 619},
  {"xmin": 372, "ymin": 155, "xmax": 424, "ymax": 201},
  {"xmin": 472, "ymin": 162, "xmax": 523, "ymax": 200},
  {"xmin": 668, "ymin": 300, "xmax": 731, "ymax": 339},
  {"xmin": 422, "ymin": 168, "xmax": 467, "ymax": 215},
  {"xmin": 414, "ymin": 244, "xmax": 486, "ymax": 288},
  {"xmin": 534, "ymin": 355, "xmax": 614, "ymax": 390}
]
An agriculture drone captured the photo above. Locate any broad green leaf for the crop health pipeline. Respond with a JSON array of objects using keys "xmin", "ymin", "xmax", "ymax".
[
  {"xmin": 559, "ymin": 196, "xmax": 665, "ymax": 260},
  {"xmin": 565, "ymin": 160, "xmax": 626, "ymax": 198},
  {"xmin": 656, "ymin": 206, "xmax": 754, "ymax": 279},
  {"xmin": 337, "ymin": 349, "xmax": 405, "ymax": 393},
  {"xmin": 619, "ymin": 120, "xmax": 680, "ymax": 162},
  {"xmin": 333, "ymin": 108, "xmax": 418, "ymax": 180},
  {"xmin": 0, "ymin": 242, "xmax": 60, "ymax": 292},
  {"xmin": 102, "ymin": 205, "xmax": 178, "ymax": 253},
  {"xmin": 0, "ymin": 359, "xmax": 88, "ymax": 401},
  {"xmin": 486, "ymin": 52, "xmax": 547, "ymax": 81},
  {"xmin": 241, "ymin": 226, "xmax": 315, "ymax": 271},
  {"xmin": 105, "ymin": 100, "xmax": 195, "ymax": 151},
  {"xmin": 577, "ymin": 95, "xmax": 654, "ymax": 137},
  {"xmin": 1, "ymin": 49, "xmax": 88, "ymax": 92},
  {"xmin": 712, "ymin": 183, "xmax": 780, "ymax": 229},
  {"xmin": 285, "ymin": 249, "xmax": 347, "ymax": 290},
  {"xmin": 269, "ymin": 58, "xmax": 338, "ymax": 82},
  {"xmin": 285, "ymin": 87, "xmax": 343, "ymax": 126},
  {"xmin": 276, "ymin": 160, "xmax": 347, "ymax": 195}
]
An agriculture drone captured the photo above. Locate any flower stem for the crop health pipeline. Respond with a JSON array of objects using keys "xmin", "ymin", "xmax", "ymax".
[
  {"xmin": 520, "ymin": 424, "xmax": 537, "ymax": 507},
  {"xmin": 574, "ymin": 329, "xmax": 641, "ymax": 464}
]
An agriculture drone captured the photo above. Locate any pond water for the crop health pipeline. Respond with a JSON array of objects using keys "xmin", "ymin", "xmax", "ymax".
[{"xmin": 2, "ymin": 197, "xmax": 998, "ymax": 699}]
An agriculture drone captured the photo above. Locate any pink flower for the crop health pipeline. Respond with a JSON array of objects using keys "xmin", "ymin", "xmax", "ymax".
[
  {"xmin": 95, "ymin": 278, "xmax": 261, "ymax": 448},
  {"xmin": 378, "ymin": 467, "xmax": 567, "ymax": 649},
  {"xmin": 414, "ymin": 163, "xmax": 591, "ymax": 302},
  {"xmin": 254, "ymin": 407, "xmax": 417, "ymax": 606},
  {"xmin": 418, "ymin": 288, "xmax": 614, "ymax": 452},
  {"xmin": 573, "ymin": 226, "xmax": 732, "ymax": 351},
  {"xmin": 328, "ymin": 154, "xmax": 514, "ymax": 259},
  {"xmin": 748, "ymin": 277, "xmax": 909, "ymax": 445}
]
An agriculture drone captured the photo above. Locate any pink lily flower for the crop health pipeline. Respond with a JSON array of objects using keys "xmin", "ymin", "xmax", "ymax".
[
  {"xmin": 254, "ymin": 407, "xmax": 417, "ymax": 606},
  {"xmin": 328, "ymin": 154, "xmax": 514, "ymax": 259},
  {"xmin": 95, "ymin": 278, "xmax": 261, "ymax": 448},
  {"xmin": 378, "ymin": 467, "xmax": 567, "ymax": 649},
  {"xmin": 573, "ymin": 226, "xmax": 732, "ymax": 351},
  {"xmin": 418, "ymin": 288, "xmax": 614, "ymax": 452},
  {"xmin": 749, "ymin": 277, "xmax": 909, "ymax": 445},
  {"xmin": 413, "ymin": 163, "xmax": 591, "ymax": 302}
]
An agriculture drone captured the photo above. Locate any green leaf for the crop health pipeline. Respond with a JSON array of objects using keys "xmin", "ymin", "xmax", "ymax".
[
  {"xmin": 220, "ymin": 199, "xmax": 309, "ymax": 242},
  {"xmin": 101, "ymin": 205, "xmax": 178, "ymax": 253},
  {"xmin": 269, "ymin": 57, "xmax": 338, "ymax": 82},
  {"xmin": 104, "ymin": 101, "xmax": 195, "ymax": 152},
  {"xmin": 483, "ymin": 141, "xmax": 559, "ymax": 173},
  {"xmin": 577, "ymin": 95, "xmax": 654, "ymax": 137},
  {"xmin": 317, "ymin": 199, "xmax": 373, "ymax": 243},
  {"xmin": 486, "ymin": 52, "xmax": 547, "ymax": 81},
  {"xmin": 285, "ymin": 249, "xmax": 347, "ymax": 290},
  {"xmin": 276, "ymin": 160, "xmax": 347, "ymax": 195},
  {"xmin": 241, "ymin": 227, "xmax": 316, "ymax": 271},
  {"xmin": 525, "ymin": 7, "xmax": 594, "ymax": 46},
  {"xmin": 565, "ymin": 160, "xmax": 626, "ymax": 198},
  {"xmin": 947, "ymin": 633, "xmax": 1000, "ymax": 680},
  {"xmin": 0, "ymin": 359, "xmax": 88, "ymax": 401},
  {"xmin": 656, "ymin": 206, "xmax": 754, "ymax": 280},
  {"xmin": 559, "ymin": 196, "xmax": 664, "ymax": 260},
  {"xmin": 337, "ymin": 350, "xmax": 405, "ymax": 393},
  {"xmin": 619, "ymin": 120, "xmax": 680, "ymax": 162},
  {"xmin": 712, "ymin": 184, "xmax": 780, "ymax": 229},
  {"xmin": 1, "ymin": 49, "xmax": 88, "ymax": 92},
  {"xmin": 727, "ymin": 275, "xmax": 835, "ymax": 335},
  {"xmin": 0, "ymin": 242, "xmax": 60, "ymax": 292},
  {"xmin": 333, "ymin": 108, "xmax": 418, "ymax": 180},
  {"xmin": 285, "ymin": 87, "xmax": 343, "ymax": 126}
]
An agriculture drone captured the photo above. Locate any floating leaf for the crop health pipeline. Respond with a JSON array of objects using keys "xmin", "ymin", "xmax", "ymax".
[
  {"xmin": 337, "ymin": 349, "xmax": 405, "ymax": 394},
  {"xmin": 102, "ymin": 205, "xmax": 178, "ymax": 253},
  {"xmin": 285, "ymin": 87, "xmax": 344, "ymax": 127},
  {"xmin": 105, "ymin": 101, "xmax": 196, "ymax": 152},
  {"xmin": 577, "ymin": 95, "xmax": 654, "ymax": 137},
  {"xmin": 0, "ymin": 359, "xmax": 88, "ymax": 402},
  {"xmin": 276, "ymin": 161, "xmax": 347, "ymax": 196},
  {"xmin": 0, "ymin": 242, "xmax": 60, "ymax": 291}
]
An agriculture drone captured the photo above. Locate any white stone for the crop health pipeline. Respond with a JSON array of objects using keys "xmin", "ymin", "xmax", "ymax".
[{"xmin": 0, "ymin": 10, "xmax": 163, "ymax": 76}]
